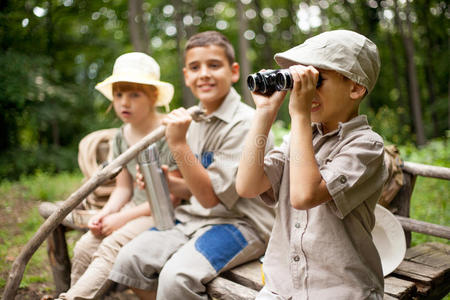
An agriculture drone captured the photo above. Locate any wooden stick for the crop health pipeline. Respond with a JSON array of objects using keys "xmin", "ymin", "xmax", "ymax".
[
  {"xmin": 2, "ymin": 106, "xmax": 205, "ymax": 300},
  {"xmin": 402, "ymin": 161, "xmax": 450, "ymax": 180},
  {"xmin": 396, "ymin": 215, "xmax": 450, "ymax": 240}
]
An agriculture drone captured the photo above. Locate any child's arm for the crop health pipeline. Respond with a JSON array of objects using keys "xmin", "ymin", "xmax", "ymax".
[
  {"xmin": 236, "ymin": 86, "xmax": 287, "ymax": 198},
  {"xmin": 288, "ymin": 65, "xmax": 331, "ymax": 210},
  {"xmin": 163, "ymin": 108, "xmax": 219, "ymax": 208}
]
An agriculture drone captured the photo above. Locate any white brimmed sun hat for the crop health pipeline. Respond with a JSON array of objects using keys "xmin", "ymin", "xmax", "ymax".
[
  {"xmin": 95, "ymin": 52, "xmax": 174, "ymax": 109},
  {"xmin": 372, "ymin": 204, "xmax": 406, "ymax": 276}
]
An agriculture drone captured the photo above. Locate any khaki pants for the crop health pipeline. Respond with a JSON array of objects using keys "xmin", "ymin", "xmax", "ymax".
[
  {"xmin": 110, "ymin": 222, "xmax": 265, "ymax": 300},
  {"xmin": 59, "ymin": 203, "xmax": 154, "ymax": 300}
]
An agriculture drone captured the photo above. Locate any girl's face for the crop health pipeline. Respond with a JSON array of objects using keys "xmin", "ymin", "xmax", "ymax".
[{"xmin": 112, "ymin": 83, "xmax": 157, "ymax": 125}]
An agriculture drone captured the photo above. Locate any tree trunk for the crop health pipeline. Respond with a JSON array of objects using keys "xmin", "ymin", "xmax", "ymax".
[
  {"xmin": 385, "ymin": 31, "xmax": 408, "ymax": 128},
  {"xmin": 236, "ymin": 0, "xmax": 253, "ymax": 106},
  {"xmin": 174, "ymin": 0, "xmax": 196, "ymax": 108},
  {"xmin": 287, "ymin": 0, "xmax": 299, "ymax": 47},
  {"xmin": 393, "ymin": 0, "xmax": 426, "ymax": 146},
  {"xmin": 253, "ymin": 0, "xmax": 273, "ymax": 65},
  {"xmin": 418, "ymin": 2, "xmax": 439, "ymax": 137},
  {"xmin": 128, "ymin": 0, "xmax": 149, "ymax": 53}
]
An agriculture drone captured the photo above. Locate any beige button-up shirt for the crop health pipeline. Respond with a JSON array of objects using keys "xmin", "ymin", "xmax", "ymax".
[
  {"xmin": 259, "ymin": 115, "xmax": 387, "ymax": 300},
  {"xmin": 175, "ymin": 88, "xmax": 275, "ymax": 242}
]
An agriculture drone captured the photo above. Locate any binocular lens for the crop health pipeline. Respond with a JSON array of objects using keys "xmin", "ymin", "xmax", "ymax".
[
  {"xmin": 247, "ymin": 75, "xmax": 257, "ymax": 92},
  {"xmin": 275, "ymin": 71, "xmax": 293, "ymax": 91},
  {"xmin": 247, "ymin": 69, "xmax": 322, "ymax": 95}
]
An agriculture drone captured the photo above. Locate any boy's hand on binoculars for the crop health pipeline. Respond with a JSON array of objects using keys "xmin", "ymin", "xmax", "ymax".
[
  {"xmin": 288, "ymin": 65, "xmax": 319, "ymax": 117},
  {"xmin": 163, "ymin": 108, "xmax": 192, "ymax": 148},
  {"xmin": 251, "ymin": 68, "xmax": 287, "ymax": 117}
]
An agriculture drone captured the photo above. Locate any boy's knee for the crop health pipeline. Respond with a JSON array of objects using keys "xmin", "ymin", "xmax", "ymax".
[
  {"xmin": 114, "ymin": 242, "xmax": 136, "ymax": 268},
  {"xmin": 158, "ymin": 263, "xmax": 194, "ymax": 294}
]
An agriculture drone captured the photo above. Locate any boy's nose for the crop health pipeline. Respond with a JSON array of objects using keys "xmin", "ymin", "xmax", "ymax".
[{"xmin": 199, "ymin": 65, "xmax": 211, "ymax": 78}]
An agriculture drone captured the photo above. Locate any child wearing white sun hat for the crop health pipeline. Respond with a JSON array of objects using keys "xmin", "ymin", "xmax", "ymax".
[
  {"xmin": 95, "ymin": 52, "xmax": 174, "ymax": 111},
  {"xmin": 57, "ymin": 52, "xmax": 180, "ymax": 300}
]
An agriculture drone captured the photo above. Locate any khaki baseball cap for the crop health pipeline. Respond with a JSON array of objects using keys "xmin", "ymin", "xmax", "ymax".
[{"xmin": 274, "ymin": 30, "xmax": 380, "ymax": 94}]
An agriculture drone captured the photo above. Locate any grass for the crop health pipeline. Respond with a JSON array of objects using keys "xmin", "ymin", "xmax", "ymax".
[{"xmin": 0, "ymin": 171, "xmax": 83, "ymax": 293}]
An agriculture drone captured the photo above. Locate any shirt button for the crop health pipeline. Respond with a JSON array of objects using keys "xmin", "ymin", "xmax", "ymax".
[
  {"xmin": 293, "ymin": 255, "xmax": 300, "ymax": 262},
  {"xmin": 295, "ymin": 223, "xmax": 301, "ymax": 228},
  {"xmin": 339, "ymin": 175, "xmax": 347, "ymax": 184}
]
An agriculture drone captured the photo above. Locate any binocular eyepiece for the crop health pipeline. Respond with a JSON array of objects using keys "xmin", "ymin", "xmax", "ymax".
[{"xmin": 247, "ymin": 69, "xmax": 322, "ymax": 95}]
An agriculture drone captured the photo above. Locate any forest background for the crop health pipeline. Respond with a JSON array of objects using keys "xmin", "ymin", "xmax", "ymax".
[
  {"xmin": 0, "ymin": 0, "xmax": 449, "ymax": 179},
  {"xmin": 0, "ymin": 0, "xmax": 449, "ymax": 297}
]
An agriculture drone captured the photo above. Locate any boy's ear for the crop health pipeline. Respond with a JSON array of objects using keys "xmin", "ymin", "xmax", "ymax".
[
  {"xmin": 349, "ymin": 82, "xmax": 367, "ymax": 101},
  {"xmin": 182, "ymin": 67, "xmax": 191, "ymax": 87},
  {"xmin": 231, "ymin": 62, "xmax": 240, "ymax": 83}
]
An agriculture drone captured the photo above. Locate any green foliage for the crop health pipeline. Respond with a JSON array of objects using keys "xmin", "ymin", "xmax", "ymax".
[
  {"xmin": 271, "ymin": 120, "xmax": 290, "ymax": 146},
  {"xmin": 0, "ymin": 0, "xmax": 448, "ymax": 179}
]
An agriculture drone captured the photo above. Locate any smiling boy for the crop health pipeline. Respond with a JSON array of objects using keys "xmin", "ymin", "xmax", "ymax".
[
  {"xmin": 109, "ymin": 31, "xmax": 275, "ymax": 300},
  {"xmin": 237, "ymin": 30, "xmax": 388, "ymax": 299}
]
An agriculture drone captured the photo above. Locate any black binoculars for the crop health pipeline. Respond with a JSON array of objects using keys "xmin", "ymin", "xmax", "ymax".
[{"xmin": 247, "ymin": 69, "xmax": 322, "ymax": 95}]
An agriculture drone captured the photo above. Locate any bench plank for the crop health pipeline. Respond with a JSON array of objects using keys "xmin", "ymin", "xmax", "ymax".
[
  {"xmin": 207, "ymin": 277, "xmax": 258, "ymax": 300},
  {"xmin": 222, "ymin": 260, "xmax": 263, "ymax": 291},
  {"xmin": 405, "ymin": 242, "xmax": 450, "ymax": 269},
  {"xmin": 384, "ymin": 276, "xmax": 416, "ymax": 299}
]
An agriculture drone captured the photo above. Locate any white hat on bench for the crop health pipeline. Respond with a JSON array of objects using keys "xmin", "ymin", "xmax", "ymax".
[{"xmin": 372, "ymin": 204, "xmax": 406, "ymax": 276}]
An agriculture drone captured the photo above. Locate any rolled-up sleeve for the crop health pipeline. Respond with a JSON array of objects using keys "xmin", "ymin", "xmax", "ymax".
[{"xmin": 320, "ymin": 136, "xmax": 385, "ymax": 219}]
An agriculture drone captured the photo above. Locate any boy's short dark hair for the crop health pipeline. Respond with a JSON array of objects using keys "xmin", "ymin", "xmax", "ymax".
[{"xmin": 184, "ymin": 31, "xmax": 235, "ymax": 65}]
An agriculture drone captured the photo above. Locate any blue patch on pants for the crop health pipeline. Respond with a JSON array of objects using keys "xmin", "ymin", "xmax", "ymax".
[{"xmin": 195, "ymin": 224, "xmax": 248, "ymax": 272}]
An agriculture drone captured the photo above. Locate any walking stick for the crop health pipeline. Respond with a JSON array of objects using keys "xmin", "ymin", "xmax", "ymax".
[{"xmin": 2, "ymin": 106, "xmax": 205, "ymax": 300}]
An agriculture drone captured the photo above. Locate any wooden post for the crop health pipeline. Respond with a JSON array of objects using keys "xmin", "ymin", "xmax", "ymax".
[
  {"xmin": 47, "ymin": 225, "xmax": 71, "ymax": 294},
  {"xmin": 389, "ymin": 171, "xmax": 416, "ymax": 247}
]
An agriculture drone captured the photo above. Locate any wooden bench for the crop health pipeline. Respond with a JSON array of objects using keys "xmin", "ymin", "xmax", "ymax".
[{"xmin": 40, "ymin": 161, "xmax": 450, "ymax": 299}]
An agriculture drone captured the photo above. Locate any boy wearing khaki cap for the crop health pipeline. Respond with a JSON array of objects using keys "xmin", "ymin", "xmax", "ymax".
[{"xmin": 237, "ymin": 30, "xmax": 388, "ymax": 299}]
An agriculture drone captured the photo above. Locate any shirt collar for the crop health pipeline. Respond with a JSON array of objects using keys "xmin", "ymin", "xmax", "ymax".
[
  {"xmin": 312, "ymin": 115, "xmax": 370, "ymax": 140},
  {"xmin": 199, "ymin": 87, "xmax": 240, "ymax": 124}
]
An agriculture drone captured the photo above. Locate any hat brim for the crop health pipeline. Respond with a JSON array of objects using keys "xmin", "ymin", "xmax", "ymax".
[
  {"xmin": 95, "ymin": 74, "xmax": 174, "ymax": 108},
  {"xmin": 372, "ymin": 204, "xmax": 406, "ymax": 276}
]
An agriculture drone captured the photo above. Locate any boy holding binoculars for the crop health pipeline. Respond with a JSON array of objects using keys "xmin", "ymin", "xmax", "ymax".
[{"xmin": 237, "ymin": 30, "xmax": 388, "ymax": 299}]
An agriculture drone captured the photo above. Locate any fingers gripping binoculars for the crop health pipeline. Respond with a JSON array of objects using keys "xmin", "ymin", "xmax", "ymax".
[{"xmin": 247, "ymin": 69, "xmax": 322, "ymax": 95}]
